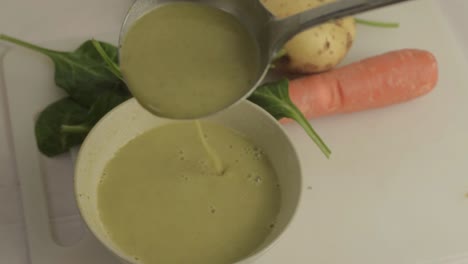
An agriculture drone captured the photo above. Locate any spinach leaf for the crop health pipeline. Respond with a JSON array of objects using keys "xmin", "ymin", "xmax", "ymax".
[
  {"xmin": 91, "ymin": 39, "xmax": 124, "ymax": 80},
  {"xmin": 1, "ymin": 34, "xmax": 331, "ymax": 158},
  {"xmin": 1, "ymin": 34, "xmax": 131, "ymax": 156},
  {"xmin": 0, "ymin": 34, "xmax": 130, "ymax": 107},
  {"xmin": 62, "ymin": 91, "xmax": 130, "ymax": 134},
  {"xmin": 35, "ymin": 97, "xmax": 90, "ymax": 157},
  {"xmin": 248, "ymin": 79, "xmax": 331, "ymax": 158},
  {"xmin": 36, "ymin": 92, "xmax": 130, "ymax": 157}
]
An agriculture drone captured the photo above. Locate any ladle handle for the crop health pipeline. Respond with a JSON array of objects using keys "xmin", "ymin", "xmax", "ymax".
[{"xmin": 268, "ymin": 0, "xmax": 412, "ymax": 54}]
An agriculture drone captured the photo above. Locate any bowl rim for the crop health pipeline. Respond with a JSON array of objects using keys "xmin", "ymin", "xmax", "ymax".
[{"xmin": 74, "ymin": 98, "xmax": 303, "ymax": 264}]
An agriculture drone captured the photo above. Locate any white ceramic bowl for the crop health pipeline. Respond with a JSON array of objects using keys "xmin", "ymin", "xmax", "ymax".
[{"xmin": 74, "ymin": 99, "xmax": 302, "ymax": 264}]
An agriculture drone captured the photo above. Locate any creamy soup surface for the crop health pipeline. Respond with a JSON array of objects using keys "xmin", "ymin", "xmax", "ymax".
[
  {"xmin": 98, "ymin": 121, "xmax": 281, "ymax": 264},
  {"xmin": 120, "ymin": 3, "xmax": 260, "ymax": 119}
]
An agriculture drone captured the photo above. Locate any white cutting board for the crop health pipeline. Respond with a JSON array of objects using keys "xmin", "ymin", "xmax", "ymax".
[{"xmin": 3, "ymin": 0, "xmax": 468, "ymax": 263}]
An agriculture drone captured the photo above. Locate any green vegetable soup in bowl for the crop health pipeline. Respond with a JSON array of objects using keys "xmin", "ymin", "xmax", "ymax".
[{"xmin": 75, "ymin": 99, "xmax": 302, "ymax": 264}]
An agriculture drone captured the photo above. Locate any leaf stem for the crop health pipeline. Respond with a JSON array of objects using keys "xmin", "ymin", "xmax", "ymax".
[
  {"xmin": 288, "ymin": 104, "xmax": 331, "ymax": 158},
  {"xmin": 91, "ymin": 39, "xmax": 124, "ymax": 80},
  {"xmin": 61, "ymin": 124, "xmax": 90, "ymax": 134},
  {"xmin": 355, "ymin": 18, "xmax": 399, "ymax": 28},
  {"xmin": 0, "ymin": 33, "xmax": 61, "ymax": 55},
  {"xmin": 273, "ymin": 49, "xmax": 287, "ymax": 61}
]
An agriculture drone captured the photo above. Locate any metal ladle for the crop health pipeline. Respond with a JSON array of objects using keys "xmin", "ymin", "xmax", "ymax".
[{"xmin": 120, "ymin": 0, "xmax": 412, "ymax": 119}]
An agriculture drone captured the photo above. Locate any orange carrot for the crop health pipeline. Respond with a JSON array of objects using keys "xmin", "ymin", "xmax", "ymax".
[{"xmin": 286, "ymin": 49, "xmax": 438, "ymax": 120}]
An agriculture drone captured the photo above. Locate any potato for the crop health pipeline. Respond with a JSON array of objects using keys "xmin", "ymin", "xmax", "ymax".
[{"xmin": 260, "ymin": 0, "xmax": 356, "ymax": 73}]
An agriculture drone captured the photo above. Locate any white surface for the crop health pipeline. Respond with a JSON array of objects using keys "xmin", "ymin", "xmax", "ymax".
[
  {"xmin": 3, "ymin": 35, "xmax": 122, "ymax": 264},
  {"xmin": 0, "ymin": 0, "xmax": 467, "ymax": 264}
]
